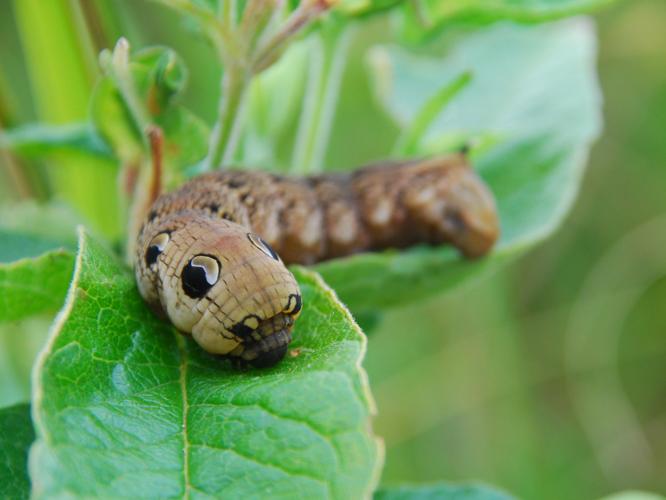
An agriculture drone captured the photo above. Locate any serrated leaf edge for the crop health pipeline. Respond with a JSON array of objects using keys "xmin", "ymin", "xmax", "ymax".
[
  {"xmin": 293, "ymin": 266, "xmax": 385, "ymax": 499},
  {"xmin": 29, "ymin": 230, "xmax": 385, "ymax": 498},
  {"xmin": 28, "ymin": 226, "xmax": 88, "ymax": 495}
]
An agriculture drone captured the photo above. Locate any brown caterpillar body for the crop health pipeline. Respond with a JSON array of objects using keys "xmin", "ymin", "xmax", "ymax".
[{"xmin": 135, "ymin": 154, "xmax": 499, "ymax": 367}]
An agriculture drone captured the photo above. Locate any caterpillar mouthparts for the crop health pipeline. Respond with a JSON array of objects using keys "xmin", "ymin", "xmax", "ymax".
[
  {"xmin": 134, "ymin": 154, "xmax": 499, "ymax": 368},
  {"xmin": 230, "ymin": 313, "xmax": 295, "ymax": 368}
]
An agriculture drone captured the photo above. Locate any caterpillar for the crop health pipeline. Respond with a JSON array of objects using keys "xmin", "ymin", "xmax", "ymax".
[{"xmin": 135, "ymin": 154, "xmax": 499, "ymax": 368}]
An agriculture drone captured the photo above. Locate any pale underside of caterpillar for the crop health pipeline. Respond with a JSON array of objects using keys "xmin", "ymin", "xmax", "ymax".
[{"xmin": 135, "ymin": 154, "xmax": 500, "ymax": 368}]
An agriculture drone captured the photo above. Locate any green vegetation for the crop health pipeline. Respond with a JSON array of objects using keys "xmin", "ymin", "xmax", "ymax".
[{"xmin": 1, "ymin": 0, "xmax": 664, "ymax": 498}]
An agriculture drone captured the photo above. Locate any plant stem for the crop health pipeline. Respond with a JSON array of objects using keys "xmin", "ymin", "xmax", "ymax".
[
  {"xmin": 252, "ymin": 0, "xmax": 332, "ymax": 73},
  {"xmin": 204, "ymin": 67, "xmax": 251, "ymax": 169},
  {"xmin": 291, "ymin": 25, "xmax": 353, "ymax": 174},
  {"xmin": 201, "ymin": 0, "xmax": 334, "ymax": 171}
]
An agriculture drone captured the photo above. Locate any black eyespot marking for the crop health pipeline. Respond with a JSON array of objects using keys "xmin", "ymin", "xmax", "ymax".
[
  {"xmin": 145, "ymin": 246, "xmax": 160, "ymax": 266},
  {"xmin": 148, "ymin": 209, "xmax": 158, "ymax": 222},
  {"xmin": 206, "ymin": 203, "xmax": 220, "ymax": 213},
  {"xmin": 181, "ymin": 254, "xmax": 221, "ymax": 299},
  {"xmin": 284, "ymin": 294, "xmax": 302, "ymax": 316},
  {"xmin": 230, "ymin": 314, "xmax": 261, "ymax": 339},
  {"xmin": 145, "ymin": 232, "xmax": 170, "ymax": 267},
  {"xmin": 247, "ymin": 233, "xmax": 280, "ymax": 261},
  {"xmin": 227, "ymin": 178, "xmax": 246, "ymax": 189}
]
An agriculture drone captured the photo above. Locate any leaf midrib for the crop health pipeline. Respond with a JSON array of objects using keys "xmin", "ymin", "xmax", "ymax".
[{"xmin": 175, "ymin": 333, "xmax": 191, "ymax": 500}]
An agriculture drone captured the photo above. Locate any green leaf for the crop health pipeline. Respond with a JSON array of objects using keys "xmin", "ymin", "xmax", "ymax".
[
  {"xmin": 30, "ymin": 228, "xmax": 381, "ymax": 498},
  {"xmin": 0, "ymin": 201, "xmax": 81, "ymax": 251},
  {"xmin": 599, "ymin": 493, "xmax": 666, "ymax": 500},
  {"xmin": 0, "ymin": 247, "xmax": 74, "ymax": 323},
  {"xmin": 243, "ymin": 41, "xmax": 310, "ymax": 168},
  {"xmin": 374, "ymin": 483, "xmax": 516, "ymax": 500},
  {"xmin": 0, "ymin": 205, "xmax": 78, "ymax": 323},
  {"xmin": 396, "ymin": 0, "xmax": 615, "ymax": 42},
  {"xmin": 12, "ymin": 0, "xmax": 122, "ymax": 240},
  {"xmin": 91, "ymin": 45, "xmax": 209, "ymax": 178},
  {"xmin": 0, "ymin": 403, "xmax": 35, "ymax": 500},
  {"xmin": 0, "ymin": 123, "xmax": 113, "ymax": 160},
  {"xmin": 0, "ymin": 317, "xmax": 53, "ymax": 408},
  {"xmin": 337, "ymin": 0, "xmax": 612, "ymax": 21},
  {"xmin": 314, "ymin": 19, "xmax": 601, "ymax": 311},
  {"xmin": 393, "ymin": 71, "xmax": 472, "ymax": 156}
]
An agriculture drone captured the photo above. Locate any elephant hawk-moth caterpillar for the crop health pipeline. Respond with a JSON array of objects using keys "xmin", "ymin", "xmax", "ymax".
[{"xmin": 135, "ymin": 154, "xmax": 499, "ymax": 368}]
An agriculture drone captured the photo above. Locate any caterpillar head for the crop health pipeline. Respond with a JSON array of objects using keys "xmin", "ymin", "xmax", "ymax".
[{"xmin": 135, "ymin": 212, "xmax": 302, "ymax": 368}]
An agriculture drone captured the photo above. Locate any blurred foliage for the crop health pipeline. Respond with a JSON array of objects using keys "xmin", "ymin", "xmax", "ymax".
[
  {"xmin": 365, "ymin": 2, "xmax": 666, "ymax": 499},
  {"xmin": 0, "ymin": 0, "xmax": 664, "ymax": 499}
]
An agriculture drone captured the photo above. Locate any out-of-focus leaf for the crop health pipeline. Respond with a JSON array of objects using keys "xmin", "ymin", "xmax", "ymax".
[
  {"xmin": 12, "ymin": 0, "xmax": 122, "ymax": 240},
  {"xmin": 0, "ymin": 231, "xmax": 73, "ymax": 264},
  {"xmin": 244, "ymin": 41, "xmax": 309, "ymax": 168},
  {"xmin": 0, "ymin": 403, "xmax": 35, "ymax": 500},
  {"xmin": 336, "ymin": 0, "xmax": 613, "ymax": 21},
  {"xmin": 396, "ymin": 0, "xmax": 615, "ymax": 43},
  {"xmin": 335, "ymin": 0, "xmax": 405, "ymax": 17},
  {"xmin": 374, "ymin": 483, "xmax": 516, "ymax": 500},
  {"xmin": 600, "ymin": 493, "xmax": 666, "ymax": 500},
  {"xmin": 0, "ymin": 123, "xmax": 113, "ymax": 159},
  {"xmin": 0, "ymin": 201, "xmax": 81, "ymax": 251},
  {"xmin": 90, "ymin": 77, "xmax": 144, "ymax": 164},
  {"xmin": 394, "ymin": 71, "xmax": 471, "ymax": 156},
  {"xmin": 314, "ymin": 19, "xmax": 601, "ymax": 311},
  {"xmin": 0, "ymin": 247, "xmax": 74, "ymax": 323},
  {"xmin": 91, "ymin": 45, "xmax": 209, "ymax": 178},
  {"xmin": 133, "ymin": 47, "xmax": 189, "ymax": 113},
  {"xmin": 0, "ymin": 317, "xmax": 53, "ymax": 408},
  {"xmin": 0, "ymin": 206, "xmax": 77, "ymax": 323},
  {"xmin": 30, "ymin": 228, "xmax": 381, "ymax": 498}
]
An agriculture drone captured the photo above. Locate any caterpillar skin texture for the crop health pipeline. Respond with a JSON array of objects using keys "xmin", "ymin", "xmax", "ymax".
[{"xmin": 135, "ymin": 154, "xmax": 499, "ymax": 367}]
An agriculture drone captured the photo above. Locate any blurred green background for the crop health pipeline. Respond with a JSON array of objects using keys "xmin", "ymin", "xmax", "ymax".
[{"xmin": 0, "ymin": 1, "xmax": 664, "ymax": 499}]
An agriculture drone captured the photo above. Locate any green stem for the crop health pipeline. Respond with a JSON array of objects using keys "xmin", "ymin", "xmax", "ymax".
[
  {"xmin": 291, "ymin": 25, "xmax": 353, "ymax": 174},
  {"xmin": 204, "ymin": 67, "xmax": 251, "ymax": 169},
  {"xmin": 196, "ymin": 0, "xmax": 334, "ymax": 171},
  {"xmin": 252, "ymin": 1, "xmax": 332, "ymax": 73}
]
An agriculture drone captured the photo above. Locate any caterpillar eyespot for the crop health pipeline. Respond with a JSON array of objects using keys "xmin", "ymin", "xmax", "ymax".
[
  {"xmin": 135, "ymin": 154, "xmax": 500, "ymax": 368},
  {"xmin": 181, "ymin": 255, "xmax": 220, "ymax": 298},
  {"xmin": 145, "ymin": 232, "xmax": 170, "ymax": 267},
  {"xmin": 247, "ymin": 233, "xmax": 280, "ymax": 261}
]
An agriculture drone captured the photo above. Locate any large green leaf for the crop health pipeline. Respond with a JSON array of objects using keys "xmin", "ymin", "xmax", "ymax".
[
  {"xmin": 0, "ymin": 403, "xmax": 35, "ymax": 500},
  {"xmin": 374, "ymin": 483, "xmax": 515, "ymax": 500},
  {"xmin": 30, "ymin": 228, "xmax": 381, "ymax": 498},
  {"xmin": 314, "ymin": 19, "xmax": 601, "ymax": 311}
]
